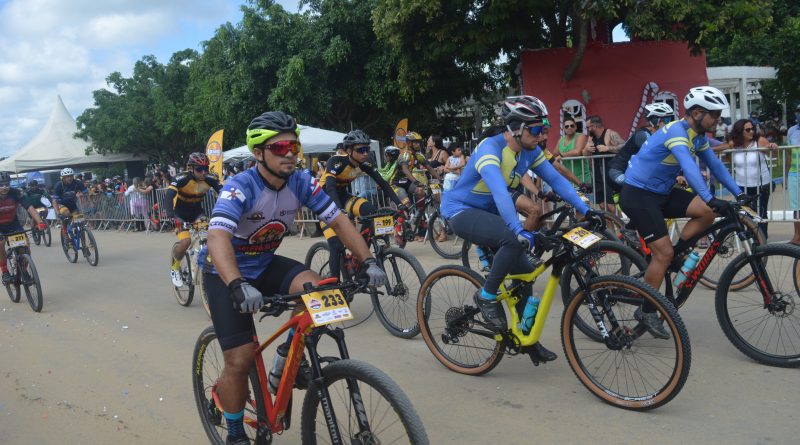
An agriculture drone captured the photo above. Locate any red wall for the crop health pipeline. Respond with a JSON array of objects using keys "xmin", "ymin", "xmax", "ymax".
[{"xmin": 520, "ymin": 40, "xmax": 708, "ymax": 147}]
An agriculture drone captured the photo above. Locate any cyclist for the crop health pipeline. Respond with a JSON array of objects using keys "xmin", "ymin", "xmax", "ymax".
[
  {"xmin": 0, "ymin": 172, "xmax": 47, "ymax": 284},
  {"xmin": 25, "ymin": 180, "xmax": 48, "ymax": 229},
  {"xmin": 608, "ymin": 102, "xmax": 675, "ymax": 188},
  {"xmin": 167, "ymin": 152, "xmax": 223, "ymax": 287},
  {"xmin": 52, "ymin": 168, "xmax": 89, "ymax": 233},
  {"xmin": 320, "ymin": 129, "xmax": 406, "ymax": 280},
  {"xmin": 395, "ymin": 132, "xmax": 441, "ymax": 240},
  {"xmin": 202, "ymin": 111, "xmax": 387, "ymax": 445},
  {"xmin": 620, "ymin": 86, "xmax": 747, "ymax": 338},
  {"xmin": 441, "ymin": 95, "xmax": 604, "ymax": 362}
]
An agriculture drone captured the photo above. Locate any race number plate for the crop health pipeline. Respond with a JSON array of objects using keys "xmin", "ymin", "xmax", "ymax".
[
  {"xmin": 301, "ymin": 290, "xmax": 354, "ymax": 327},
  {"xmin": 373, "ymin": 215, "xmax": 395, "ymax": 236},
  {"xmin": 7, "ymin": 233, "xmax": 28, "ymax": 248},
  {"xmin": 563, "ymin": 227, "xmax": 601, "ymax": 249},
  {"xmin": 72, "ymin": 213, "xmax": 85, "ymax": 223}
]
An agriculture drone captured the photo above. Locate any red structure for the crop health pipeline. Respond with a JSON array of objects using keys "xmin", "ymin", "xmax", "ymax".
[{"xmin": 520, "ymin": 40, "xmax": 708, "ymax": 147}]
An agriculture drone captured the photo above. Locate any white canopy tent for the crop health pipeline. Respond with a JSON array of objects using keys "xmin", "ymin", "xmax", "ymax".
[
  {"xmin": 0, "ymin": 96, "xmax": 139, "ymax": 173},
  {"xmin": 223, "ymin": 125, "xmax": 380, "ymax": 166}
]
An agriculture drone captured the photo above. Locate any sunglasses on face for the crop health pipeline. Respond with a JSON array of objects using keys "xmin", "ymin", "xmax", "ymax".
[
  {"xmin": 744, "ymin": 127, "xmax": 755, "ymax": 133},
  {"xmin": 0, "ymin": 183, "xmax": 9, "ymax": 188},
  {"xmin": 353, "ymin": 146, "xmax": 370, "ymax": 154},
  {"xmin": 263, "ymin": 140, "xmax": 301, "ymax": 157},
  {"xmin": 707, "ymin": 110, "xmax": 722, "ymax": 119},
  {"xmin": 194, "ymin": 166, "xmax": 209, "ymax": 173},
  {"xmin": 564, "ymin": 124, "xmax": 576, "ymax": 129}
]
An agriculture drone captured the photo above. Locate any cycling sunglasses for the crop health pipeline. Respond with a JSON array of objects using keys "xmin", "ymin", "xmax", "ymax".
[
  {"xmin": 263, "ymin": 140, "xmax": 301, "ymax": 157},
  {"xmin": 525, "ymin": 119, "xmax": 550, "ymax": 136},
  {"xmin": 353, "ymin": 146, "xmax": 370, "ymax": 154},
  {"xmin": 193, "ymin": 166, "xmax": 209, "ymax": 173}
]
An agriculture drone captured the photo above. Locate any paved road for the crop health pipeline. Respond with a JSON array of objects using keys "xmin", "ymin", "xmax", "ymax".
[{"xmin": 0, "ymin": 229, "xmax": 797, "ymax": 444}]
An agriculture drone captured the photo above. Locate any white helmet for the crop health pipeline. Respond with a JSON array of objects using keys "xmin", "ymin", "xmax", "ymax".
[
  {"xmin": 60, "ymin": 167, "xmax": 74, "ymax": 177},
  {"xmin": 645, "ymin": 102, "xmax": 674, "ymax": 118},
  {"xmin": 684, "ymin": 86, "xmax": 729, "ymax": 111},
  {"xmin": 501, "ymin": 95, "xmax": 549, "ymax": 126}
]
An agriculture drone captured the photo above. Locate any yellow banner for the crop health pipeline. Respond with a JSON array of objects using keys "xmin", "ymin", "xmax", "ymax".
[
  {"xmin": 393, "ymin": 118, "xmax": 408, "ymax": 149},
  {"xmin": 206, "ymin": 129, "xmax": 224, "ymax": 180}
]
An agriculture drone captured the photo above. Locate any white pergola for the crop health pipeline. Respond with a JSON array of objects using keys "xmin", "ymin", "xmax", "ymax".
[{"xmin": 707, "ymin": 66, "xmax": 777, "ymax": 121}]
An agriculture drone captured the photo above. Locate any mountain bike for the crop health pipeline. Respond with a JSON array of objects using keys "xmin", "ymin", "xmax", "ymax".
[
  {"xmin": 172, "ymin": 219, "xmax": 209, "ymax": 312},
  {"xmin": 417, "ymin": 220, "xmax": 691, "ymax": 411},
  {"xmin": 30, "ymin": 197, "xmax": 52, "ymax": 247},
  {"xmin": 192, "ymin": 278, "xmax": 429, "ymax": 444},
  {"xmin": 59, "ymin": 212, "xmax": 99, "ymax": 266},
  {"xmin": 304, "ymin": 208, "xmax": 425, "ymax": 338},
  {"xmin": 3, "ymin": 230, "xmax": 43, "ymax": 312}
]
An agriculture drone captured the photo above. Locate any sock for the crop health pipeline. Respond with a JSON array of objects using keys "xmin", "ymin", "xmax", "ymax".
[
  {"xmin": 224, "ymin": 410, "xmax": 245, "ymax": 439},
  {"xmin": 171, "ymin": 257, "xmax": 181, "ymax": 270},
  {"xmin": 480, "ymin": 288, "xmax": 496, "ymax": 301}
]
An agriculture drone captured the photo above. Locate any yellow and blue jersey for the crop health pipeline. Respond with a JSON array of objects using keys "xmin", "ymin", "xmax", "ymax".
[
  {"xmin": 441, "ymin": 133, "xmax": 589, "ymax": 234},
  {"xmin": 625, "ymin": 120, "xmax": 741, "ymax": 201}
]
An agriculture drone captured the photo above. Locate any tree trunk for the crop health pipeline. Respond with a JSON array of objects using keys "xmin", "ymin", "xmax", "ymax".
[{"xmin": 562, "ymin": 15, "xmax": 588, "ymax": 83}]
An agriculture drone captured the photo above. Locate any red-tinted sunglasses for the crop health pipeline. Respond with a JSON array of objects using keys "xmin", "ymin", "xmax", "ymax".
[{"xmin": 263, "ymin": 140, "xmax": 301, "ymax": 157}]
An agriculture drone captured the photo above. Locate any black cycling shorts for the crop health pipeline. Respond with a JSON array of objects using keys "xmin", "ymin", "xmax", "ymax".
[
  {"xmin": 619, "ymin": 184, "xmax": 696, "ymax": 243},
  {"xmin": 0, "ymin": 220, "xmax": 25, "ymax": 235},
  {"xmin": 174, "ymin": 207, "xmax": 204, "ymax": 225},
  {"xmin": 204, "ymin": 255, "xmax": 307, "ymax": 351}
]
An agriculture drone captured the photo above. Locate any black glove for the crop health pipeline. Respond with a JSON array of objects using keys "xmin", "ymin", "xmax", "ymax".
[
  {"xmin": 517, "ymin": 230, "xmax": 553, "ymax": 252},
  {"xmin": 579, "ymin": 183, "xmax": 593, "ymax": 194},
  {"xmin": 229, "ymin": 278, "xmax": 263, "ymax": 313},
  {"xmin": 584, "ymin": 209, "xmax": 606, "ymax": 231},
  {"xmin": 735, "ymin": 193, "xmax": 757, "ymax": 205},
  {"xmin": 536, "ymin": 190, "xmax": 558, "ymax": 202},
  {"xmin": 707, "ymin": 198, "xmax": 732, "ymax": 214}
]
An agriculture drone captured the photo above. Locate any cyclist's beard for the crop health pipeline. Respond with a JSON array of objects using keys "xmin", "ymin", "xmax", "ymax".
[{"xmin": 258, "ymin": 158, "xmax": 291, "ymax": 180}]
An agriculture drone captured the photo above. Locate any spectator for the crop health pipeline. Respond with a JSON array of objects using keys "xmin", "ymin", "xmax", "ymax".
[
  {"xmin": 731, "ymin": 119, "xmax": 777, "ymax": 238},
  {"xmin": 584, "ymin": 115, "xmax": 625, "ymax": 212},
  {"xmin": 426, "ymin": 134, "xmax": 450, "ymax": 177},
  {"xmin": 786, "ymin": 104, "xmax": 800, "ymax": 245},
  {"xmin": 715, "ymin": 117, "xmax": 728, "ymax": 140},
  {"xmin": 125, "ymin": 177, "xmax": 148, "ymax": 231},
  {"xmin": 443, "ymin": 145, "xmax": 466, "ymax": 193}
]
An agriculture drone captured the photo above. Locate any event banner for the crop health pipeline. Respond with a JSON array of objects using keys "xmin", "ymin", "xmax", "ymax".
[
  {"xmin": 394, "ymin": 118, "xmax": 408, "ymax": 149},
  {"xmin": 206, "ymin": 129, "xmax": 224, "ymax": 180}
]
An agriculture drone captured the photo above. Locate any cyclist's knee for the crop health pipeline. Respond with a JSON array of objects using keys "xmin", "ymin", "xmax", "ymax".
[
  {"xmin": 177, "ymin": 237, "xmax": 191, "ymax": 249},
  {"xmin": 223, "ymin": 345, "xmax": 256, "ymax": 375},
  {"xmin": 289, "ymin": 269, "xmax": 322, "ymax": 293},
  {"xmin": 649, "ymin": 240, "xmax": 674, "ymax": 265}
]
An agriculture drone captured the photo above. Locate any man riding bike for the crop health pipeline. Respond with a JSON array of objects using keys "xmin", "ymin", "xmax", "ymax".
[
  {"xmin": 24, "ymin": 180, "xmax": 48, "ymax": 229},
  {"xmin": 167, "ymin": 152, "xmax": 223, "ymax": 287},
  {"xmin": 202, "ymin": 111, "xmax": 388, "ymax": 445},
  {"xmin": 391, "ymin": 132, "xmax": 441, "ymax": 240},
  {"xmin": 320, "ymin": 129, "xmax": 406, "ymax": 280},
  {"xmin": 619, "ymin": 86, "xmax": 746, "ymax": 339},
  {"xmin": 608, "ymin": 102, "xmax": 675, "ymax": 188},
  {"xmin": 0, "ymin": 172, "xmax": 47, "ymax": 284},
  {"xmin": 441, "ymin": 95, "xmax": 604, "ymax": 363},
  {"xmin": 52, "ymin": 168, "xmax": 89, "ymax": 232}
]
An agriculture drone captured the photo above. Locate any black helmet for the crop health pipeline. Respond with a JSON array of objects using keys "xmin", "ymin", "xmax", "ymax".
[
  {"xmin": 246, "ymin": 111, "xmax": 300, "ymax": 151},
  {"xmin": 384, "ymin": 146, "xmax": 400, "ymax": 160},
  {"xmin": 343, "ymin": 129, "xmax": 370, "ymax": 147},
  {"xmin": 0, "ymin": 171, "xmax": 11, "ymax": 184}
]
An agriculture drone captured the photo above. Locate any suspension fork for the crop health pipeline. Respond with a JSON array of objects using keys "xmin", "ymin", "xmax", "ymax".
[
  {"xmin": 305, "ymin": 334, "xmax": 344, "ymax": 445},
  {"xmin": 569, "ymin": 255, "xmax": 616, "ymax": 340}
]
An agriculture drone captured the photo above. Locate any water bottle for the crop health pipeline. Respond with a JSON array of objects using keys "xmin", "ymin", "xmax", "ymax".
[
  {"xmin": 268, "ymin": 343, "xmax": 290, "ymax": 395},
  {"xmin": 517, "ymin": 296, "xmax": 541, "ymax": 334},
  {"xmin": 673, "ymin": 251, "xmax": 701, "ymax": 288}
]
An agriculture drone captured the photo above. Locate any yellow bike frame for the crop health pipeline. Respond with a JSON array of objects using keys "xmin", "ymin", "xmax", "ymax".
[{"xmin": 494, "ymin": 261, "xmax": 561, "ymax": 347}]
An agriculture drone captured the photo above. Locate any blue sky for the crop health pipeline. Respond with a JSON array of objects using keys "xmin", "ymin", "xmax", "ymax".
[{"xmin": 0, "ymin": 0, "xmax": 300, "ymax": 156}]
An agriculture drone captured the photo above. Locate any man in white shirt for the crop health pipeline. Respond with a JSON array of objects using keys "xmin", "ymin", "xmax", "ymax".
[{"xmin": 787, "ymin": 104, "xmax": 800, "ymax": 245}]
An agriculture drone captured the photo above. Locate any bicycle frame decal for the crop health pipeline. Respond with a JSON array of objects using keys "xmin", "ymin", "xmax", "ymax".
[{"xmin": 681, "ymin": 239, "xmax": 721, "ymax": 292}]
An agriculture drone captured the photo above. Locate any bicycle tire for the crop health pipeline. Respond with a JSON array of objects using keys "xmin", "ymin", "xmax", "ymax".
[
  {"xmin": 304, "ymin": 241, "xmax": 331, "ymax": 278},
  {"xmin": 417, "ymin": 265, "xmax": 504, "ymax": 375},
  {"xmin": 300, "ymin": 359, "xmax": 429, "ymax": 445},
  {"xmin": 698, "ymin": 215, "xmax": 766, "ymax": 290},
  {"xmin": 199, "ymin": 270, "xmax": 211, "ymax": 318},
  {"xmin": 32, "ymin": 229, "xmax": 41, "ymax": 246},
  {"xmin": 82, "ymin": 227, "xmax": 99, "ymax": 266},
  {"xmin": 562, "ymin": 274, "xmax": 691, "ymax": 411},
  {"xmin": 43, "ymin": 225, "xmax": 52, "ymax": 247},
  {"xmin": 372, "ymin": 247, "xmax": 425, "ymax": 339},
  {"xmin": 560, "ymin": 240, "xmax": 648, "ymax": 341},
  {"xmin": 427, "ymin": 211, "xmax": 462, "ymax": 260},
  {"xmin": 715, "ymin": 243, "xmax": 800, "ymax": 367},
  {"xmin": 60, "ymin": 229, "xmax": 77, "ymax": 263},
  {"xmin": 19, "ymin": 253, "xmax": 43, "ymax": 312},
  {"xmin": 172, "ymin": 242, "xmax": 194, "ymax": 306},
  {"xmin": 5, "ymin": 254, "xmax": 21, "ymax": 303},
  {"xmin": 192, "ymin": 326, "xmax": 268, "ymax": 445}
]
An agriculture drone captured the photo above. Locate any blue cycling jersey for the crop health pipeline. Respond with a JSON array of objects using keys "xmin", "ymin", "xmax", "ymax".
[
  {"xmin": 201, "ymin": 167, "xmax": 340, "ymax": 280},
  {"xmin": 441, "ymin": 133, "xmax": 590, "ymax": 234},
  {"xmin": 625, "ymin": 120, "xmax": 741, "ymax": 201}
]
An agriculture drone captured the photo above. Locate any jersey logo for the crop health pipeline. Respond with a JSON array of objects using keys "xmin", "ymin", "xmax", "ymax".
[
  {"xmin": 220, "ymin": 188, "xmax": 246, "ymax": 203},
  {"xmin": 240, "ymin": 219, "xmax": 287, "ymax": 254},
  {"xmin": 309, "ymin": 177, "xmax": 322, "ymax": 196}
]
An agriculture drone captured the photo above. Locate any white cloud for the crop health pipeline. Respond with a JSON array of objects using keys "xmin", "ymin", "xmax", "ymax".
[{"xmin": 0, "ymin": 0, "xmax": 242, "ymax": 157}]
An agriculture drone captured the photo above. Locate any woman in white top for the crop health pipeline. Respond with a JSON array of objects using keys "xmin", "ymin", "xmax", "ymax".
[{"xmin": 731, "ymin": 118, "xmax": 778, "ymax": 238}]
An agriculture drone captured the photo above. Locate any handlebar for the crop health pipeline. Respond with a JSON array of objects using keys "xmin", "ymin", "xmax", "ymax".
[
  {"xmin": 258, "ymin": 278, "xmax": 369, "ymax": 319},
  {"xmin": 356, "ymin": 208, "xmax": 398, "ymax": 225}
]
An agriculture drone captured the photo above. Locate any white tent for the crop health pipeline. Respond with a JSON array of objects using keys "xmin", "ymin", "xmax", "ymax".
[
  {"xmin": 224, "ymin": 125, "xmax": 380, "ymax": 165},
  {"xmin": 0, "ymin": 96, "xmax": 139, "ymax": 173}
]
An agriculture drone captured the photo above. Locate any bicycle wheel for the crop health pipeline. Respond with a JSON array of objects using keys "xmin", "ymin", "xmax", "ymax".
[
  {"xmin": 562, "ymin": 274, "xmax": 691, "ymax": 411},
  {"xmin": 715, "ymin": 243, "xmax": 800, "ymax": 367},
  {"xmin": 18, "ymin": 253, "xmax": 43, "ymax": 312},
  {"xmin": 460, "ymin": 241, "xmax": 493, "ymax": 274},
  {"xmin": 372, "ymin": 247, "xmax": 425, "ymax": 339},
  {"xmin": 697, "ymin": 216, "xmax": 765, "ymax": 290},
  {"xmin": 304, "ymin": 241, "xmax": 331, "ymax": 278},
  {"xmin": 43, "ymin": 225, "xmax": 52, "ymax": 247},
  {"xmin": 60, "ymin": 229, "xmax": 77, "ymax": 263},
  {"xmin": 172, "ymin": 243, "xmax": 194, "ymax": 306},
  {"xmin": 5, "ymin": 254, "xmax": 20, "ymax": 303},
  {"xmin": 192, "ymin": 327, "xmax": 268, "ymax": 445},
  {"xmin": 560, "ymin": 240, "xmax": 648, "ymax": 341},
  {"xmin": 427, "ymin": 211, "xmax": 462, "ymax": 259},
  {"xmin": 82, "ymin": 227, "xmax": 99, "ymax": 266},
  {"xmin": 417, "ymin": 265, "xmax": 504, "ymax": 375},
  {"xmin": 199, "ymin": 269, "xmax": 211, "ymax": 318},
  {"xmin": 32, "ymin": 229, "xmax": 41, "ymax": 246},
  {"xmin": 300, "ymin": 359, "xmax": 429, "ymax": 445}
]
